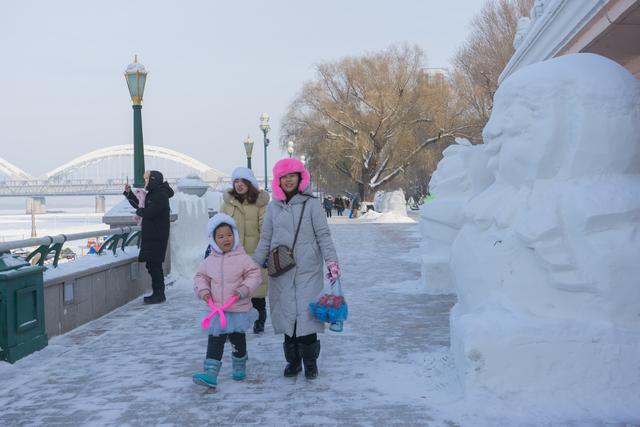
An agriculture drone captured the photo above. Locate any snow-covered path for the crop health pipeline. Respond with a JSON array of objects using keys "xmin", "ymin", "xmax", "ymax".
[
  {"xmin": 4, "ymin": 220, "xmax": 625, "ymax": 426},
  {"xmin": 1, "ymin": 221, "xmax": 462, "ymax": 426}
]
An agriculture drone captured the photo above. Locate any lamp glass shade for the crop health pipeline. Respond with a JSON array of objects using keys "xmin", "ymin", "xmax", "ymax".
[
  {"xmin": 259, "ymin": 112, "xmax": 270, "ymax": 131},
  {"xmin": 125, "ymin": 58, "xmax": 148, "ymax": 104},
  {"xmin": 243, "ymin": 136, "xmax": 254, "ymax": 157}
]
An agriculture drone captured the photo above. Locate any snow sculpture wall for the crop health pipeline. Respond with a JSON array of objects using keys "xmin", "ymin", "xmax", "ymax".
[
  {"xmin": 419, "ymin": 139, "xmax": 494, "ymax": 294},
  {"xmin": 427, "ymin": 53, "xmax": 640, "ymax": 404},
  {"xmin": 170, "ymin": 192, "xmax": 209, "ymax": 280}
]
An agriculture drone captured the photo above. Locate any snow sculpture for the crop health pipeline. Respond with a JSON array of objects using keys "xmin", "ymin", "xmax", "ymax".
[
  {"xmin": 513, "ymin": 16, "xmax": 531, "ymax": 50},
  {"xmin": 170, "ymin": 192, "xmax": 209, "ymax": 280},
  {"xmin": 374, "ymin": 189, "xmax": 408, "ymax": 217},
  {"xmin": 419, "ymin": 139, "xmax": 493, "ymax": 294},
  {"xmin": 443, "ymin": 53, "xmax": 640, "ymax": 403}
]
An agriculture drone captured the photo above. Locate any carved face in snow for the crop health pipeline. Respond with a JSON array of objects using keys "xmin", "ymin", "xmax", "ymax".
[
  {"xmin": 451, "ymin": 54, "xmax": 640, "ymax": 324},
  {"xmin": 483, "ymin": 53, "xmax": 640, "ymax": 188}
]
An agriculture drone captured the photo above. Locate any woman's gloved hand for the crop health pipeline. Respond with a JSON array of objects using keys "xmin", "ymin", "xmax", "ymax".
[{"xmin": 325, "ymin": 261, "xmax": 341, "ymax": 281}]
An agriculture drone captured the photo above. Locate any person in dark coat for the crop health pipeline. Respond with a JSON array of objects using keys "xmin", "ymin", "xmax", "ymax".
[
  {"xmin": 124, "ymin": 170, "xmax": 174, "ymax": 304},
  {"xmin": 350, "ymin": 194, "xmax": 361, "ymax": 219},
  {"xmin": 323, "ymin": 196, "xmax": 334, "ymax": 218},
  {"xmin": 334, "ymin": 196, "xmax": 345, "ymax": 216}
]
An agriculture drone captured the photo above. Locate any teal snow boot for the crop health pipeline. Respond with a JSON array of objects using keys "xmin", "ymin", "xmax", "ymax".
[
  {"xmin": 231, "ymin": 354, "xmax": 248, "ymax": 380},
  {"xmin": 192, "ymin": 358, "xmax": 221, "ymax": 388}
]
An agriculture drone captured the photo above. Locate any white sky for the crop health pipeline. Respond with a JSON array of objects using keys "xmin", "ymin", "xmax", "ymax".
[{"xmin": 0, "ymin": 0, "xmax": 485, "ymax": 177}]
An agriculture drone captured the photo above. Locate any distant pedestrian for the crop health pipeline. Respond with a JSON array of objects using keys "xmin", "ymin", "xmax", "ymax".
[
  {"xmin": 323, "ymin": 196, "xmax": 334, "ymax": 218},
  {"xmin": 334, "ymin": 196, "xmax": 345, "ymax": 216},
  {"xmin": 253, "ymin": 158, "xmax": 341, "ymax": 379},
  {"xmin": 350, "ymin": 194, "xmax": 361, "ymax": 219},
  {"xmin": 220, "ymin": 167, "xmax": 270, "ymax": 334},
  {"xmin": 192, "ymin": 214, "xmax": 262, "ymax": 389},
  {"xmin": 124, "ymin": 170, "xmax": 174, "ymax": 304}
]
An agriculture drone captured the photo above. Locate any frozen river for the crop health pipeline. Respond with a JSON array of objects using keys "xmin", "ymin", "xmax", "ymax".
[{"xmin": 0, "ymin": 196, "xmax": 122, "ymax": 247}]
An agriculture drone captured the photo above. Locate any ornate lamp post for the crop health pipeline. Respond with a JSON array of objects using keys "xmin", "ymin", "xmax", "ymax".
[
  {"xmin": 287, "ymin": 140, "xmax": 294, "ymax": 158},
  {"xmin": 124, "ymin": 55, "xmax": 148, "ymax": 188},
  {"xmin": 259, "ymin": 112, "xmax": 270, "ymax": 191},
  {"xmin": 243, "ymin": 135, "xmax": 254, "ymax": 170}
]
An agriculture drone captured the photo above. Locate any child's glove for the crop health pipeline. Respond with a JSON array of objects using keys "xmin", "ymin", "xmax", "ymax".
[
  {"xmin": 325, "ymin": 261, "xmax": 341, "ymax": 281},
  {"xmin": 234, "ymin": 288, "xmax": 247, "ymax": 299}
]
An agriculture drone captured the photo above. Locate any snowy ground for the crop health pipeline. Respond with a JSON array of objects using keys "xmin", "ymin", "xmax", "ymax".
[{"xmin": 0, "ymin": 220, "xmax": 630, "ymax": 426}]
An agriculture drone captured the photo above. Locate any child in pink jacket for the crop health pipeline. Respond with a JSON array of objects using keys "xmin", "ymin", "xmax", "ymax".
[{"xmin": 192, "ymin": 213, "xmax": 261, "ymax": 388}]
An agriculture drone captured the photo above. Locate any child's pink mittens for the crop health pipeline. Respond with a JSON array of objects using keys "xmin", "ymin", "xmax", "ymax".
[{"xmin": 325, "ymin": 261, "xmax": 341, "ymax": 281}]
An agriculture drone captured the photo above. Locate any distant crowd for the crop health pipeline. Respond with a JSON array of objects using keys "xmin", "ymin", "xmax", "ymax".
[{"xmin": 321, "ymin": 194, "xmax": 361, "ymax": 218}]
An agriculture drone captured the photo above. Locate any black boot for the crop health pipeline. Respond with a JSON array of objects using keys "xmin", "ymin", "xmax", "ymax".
[
  {"xmin": 143, "ymin": 291, "xmax": 166, "ymax": 304},
  {"xmin": 253, "ymin": 318, "xmax": 265, "ymax": 334},
  {"xmin": 144, "ymin": 262, "xmax": 166, "ymax": 304},
  {"xmin": 298, "ymin": 341, "xmax": 320, "ymax": 379},
  {"xmin": 283, "ymin": 342, "xmax": 302, "ymax": 377},
  {"xmin": 252, "ymin": 298, "xmax": 267, "ymax": 334}
]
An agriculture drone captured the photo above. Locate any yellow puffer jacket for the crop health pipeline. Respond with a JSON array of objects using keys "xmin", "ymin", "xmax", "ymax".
[{"xmin": 221, "ymin": 190, "xmax": 270, "ymax": 298}]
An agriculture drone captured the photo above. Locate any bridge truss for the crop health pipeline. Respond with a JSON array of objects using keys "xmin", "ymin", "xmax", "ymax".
[{"xmin": 0, "ymin": 145, "xmax": 231, "ymax": 196}]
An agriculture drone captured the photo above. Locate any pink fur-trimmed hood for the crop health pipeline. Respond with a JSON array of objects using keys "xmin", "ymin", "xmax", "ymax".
[{"xmin": 271, "ymin": 158, "xmax": 311, "ymax": 201}]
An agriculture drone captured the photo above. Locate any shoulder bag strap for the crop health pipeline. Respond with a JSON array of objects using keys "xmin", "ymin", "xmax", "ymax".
[{"xmin": 290, "ymin": 200, "xmax": 308, "ymax": 251}]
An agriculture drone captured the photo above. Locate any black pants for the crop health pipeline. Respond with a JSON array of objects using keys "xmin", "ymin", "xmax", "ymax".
[
  {"xmin": 206, "ymin": 333, "xmax": 246, "ymax": 360},
  {"xmin": 284, "ymin": 323, "xmax": 317, "ymax": 346},
  {"xmin": 325, "ymin": 208, "xmax": 332, "ymax": 218},
  {"xmin": 252, "ymin": 297, "xmax": 267, "ymax": 321},
  {"xmin": 145, "ymin": 261, "xmax": 165, "ymax": 295}
]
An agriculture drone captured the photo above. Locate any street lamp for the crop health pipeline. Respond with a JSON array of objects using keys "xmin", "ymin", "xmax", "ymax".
[
  {"xmin": 259, "ymin": 112, "xmax": 271, "ymax": 191},
  {"xmin": 124, "ymin": 55, "xmax": 148, "ymax": 188},
  {"xmin": 300, "ymin": 155, "xmax": 306, "ymax": 165},
  {"xmin": 287, "ymin": 140, "xmax": 294, "ymax": 158},
  {"xmin": 243, "ymin": 135, "xmax": 254, "ymax": 170}
]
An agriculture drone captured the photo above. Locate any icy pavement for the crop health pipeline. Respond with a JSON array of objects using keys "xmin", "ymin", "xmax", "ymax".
[{"xmin": 0, "ymin": 221, "xmax": 627, "ymax": 426}]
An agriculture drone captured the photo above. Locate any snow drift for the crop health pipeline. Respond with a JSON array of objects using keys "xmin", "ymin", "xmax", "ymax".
[{"xmin": 422, "ymin": 53, "xmax": 640, "ymax": 410}]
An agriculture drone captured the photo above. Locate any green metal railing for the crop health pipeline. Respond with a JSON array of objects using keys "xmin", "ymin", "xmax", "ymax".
[{"xmin": 0, "ymin": 226, "xmax": 141, "ymax": 268}]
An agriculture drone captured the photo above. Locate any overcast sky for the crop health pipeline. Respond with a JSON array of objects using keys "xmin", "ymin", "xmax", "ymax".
[{"xmin": 0, "ymin": 0, "xmax": 485, "ymax": 178}]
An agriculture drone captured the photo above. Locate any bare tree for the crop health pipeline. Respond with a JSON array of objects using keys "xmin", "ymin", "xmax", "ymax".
[
  {"xmin": 281, "ymin": 44, "xmax": 463, "ymax": 200},
  {"xmin": 452, "ymin": 0, "xmax": 533, "ymax": 143}
]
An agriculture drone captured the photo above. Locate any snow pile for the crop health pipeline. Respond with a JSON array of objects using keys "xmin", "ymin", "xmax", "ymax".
[
  {"xmin": 424, "ymin": 53, "xmax": 640, "ymax": 412},
  {"xmin": 362, "ymin": 190, "xmax": 415, "ymax": 223},
  {"xmin": 419, "ymin": 138, "xmax": 493, "ymax": 294},
  {"xmin": 44, "ymin": 249, "xmax": 138, "ymax": 282},
  {"xmin": 169, "ymin": 192, "xmax": 209, "ymax": 281},
  {"xmin": 104, "ymin": 198, "xmax": 137, "ymax": 218}
]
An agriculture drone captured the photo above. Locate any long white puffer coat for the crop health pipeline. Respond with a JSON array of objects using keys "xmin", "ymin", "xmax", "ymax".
[{"xmin": 253, "ymin": 190, "xmax": 338, "ymax": 337}]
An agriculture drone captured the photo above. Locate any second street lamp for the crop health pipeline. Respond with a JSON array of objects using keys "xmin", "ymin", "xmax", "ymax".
[
  {"xmin": 124, "ymin": 55, "xmax": 148, "ymax": 189},
  {"xmin": 287, "ymin": 140, "xmax": 294, "ymax": 158},
  {"xmin": 259, "ymin": 112, "xmax": 271, "ymax": 191},
  {"xmin": 243, "ymin": 135, "xmax": 254, "ymax": 170}
]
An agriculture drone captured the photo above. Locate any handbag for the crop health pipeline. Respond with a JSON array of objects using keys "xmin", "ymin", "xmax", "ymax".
[{"xmin": 267, "ymin": 200, "xmax": 308, "ymax": 277}]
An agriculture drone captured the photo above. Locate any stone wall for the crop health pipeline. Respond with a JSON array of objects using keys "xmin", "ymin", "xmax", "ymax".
[{"xmin": 43, "ymin": 254, "xmax": 151, "ymax": 338}]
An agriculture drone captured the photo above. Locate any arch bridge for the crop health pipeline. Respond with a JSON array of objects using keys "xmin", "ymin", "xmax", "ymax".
[{"xmin": 0, "ymin": 145, "xmax": 232, "ymax": 197}]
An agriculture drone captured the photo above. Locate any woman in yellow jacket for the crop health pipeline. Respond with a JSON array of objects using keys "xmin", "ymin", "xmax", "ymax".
[{"xmin": 221, "ymin": 167, "xmax": 270, "ymax": 333}]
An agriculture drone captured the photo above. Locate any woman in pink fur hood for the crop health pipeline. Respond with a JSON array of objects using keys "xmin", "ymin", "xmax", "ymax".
[{"xmin": 253, "ymin": 158, "xmax": 340, "ymax": 380}]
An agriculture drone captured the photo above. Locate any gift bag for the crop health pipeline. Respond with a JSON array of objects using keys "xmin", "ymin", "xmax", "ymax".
[{"xmin": 309, "ymin": 278, "xmax": 348, "ymax": 332}]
